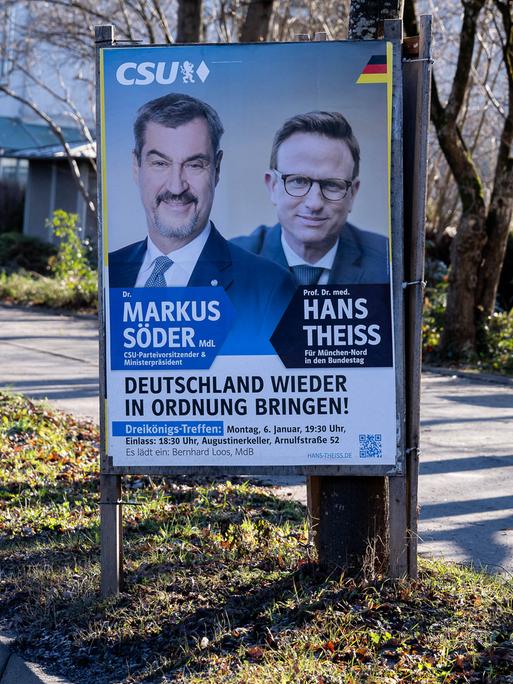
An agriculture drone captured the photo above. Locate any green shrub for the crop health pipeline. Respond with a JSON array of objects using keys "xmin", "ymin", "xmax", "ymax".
[
  {"xmin": 47, "ymin": 210, "xmax": 93, "ymax": 280},
  {"xmin": 423, "ymin": 275, "xmax": 513, "ymax": 375},
  {"xmin": 422, "ymin": 264, "xmax": 448, "ymax": 362},
  {"xmin": 0, "ymin": 270, "xmax": 97, "ymax": 311},
  {"xmin": 0, "ymin": 232, "xmax": 56, "ymax": 274},
  {"xmin": 0, "ymin": 211, "xmax": 98, "ymax": 312},
  {"xmin": 477, "ymin": 310, "xmax": 513, "ymax": 374},
  {"xmin": 498, "ymin": 230, "xmax": 513, "ymax": 310}
]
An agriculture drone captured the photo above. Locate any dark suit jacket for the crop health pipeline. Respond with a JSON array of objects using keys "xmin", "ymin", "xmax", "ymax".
[
  {"xmin": 231, "ymin": 222, "xmax": 390, "ymax": 284},
  {"xmin": 108, "ymin": 225, "xmax": 296, "ymax": 354}
]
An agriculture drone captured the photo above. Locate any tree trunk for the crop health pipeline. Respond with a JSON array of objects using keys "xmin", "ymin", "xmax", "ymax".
[
  {"xmin": 475, "ymin": 3, "xmax": 513, "ymax": 324},
  {"xmin": 349, "ymin": 0, "xmax": 404, "ymax": 39},
  {"xmin": 308, "ymin": 2, "xmax": 406, "ymax": 577},
  {"xmin": 311, "ymin": 477, "xmax": 388, "ymax": 570},
  {"xmin": 408, "ymin": 0, "xmax": 513, "ymax": 359},
  {"xmin": 402, "ymin": 0, "xmax": 417, "ymax": 37},
  {"xmin": 476, "ymin": 166, "xmax": 513, "ymax": 323},
  {"xmin": 444, "ymin": 210, "xmax": 487, "ymax": 356},
  {"xmin": 426, "ymin": 0, "xmax": 487, "ymax": 359},
  {"xmin": 177, "ymin": 0, "xmax": 202, "ymax": 43},
  {"xmin": 240, "ymin": 0, "xmax": 274, "ymax": 42}
]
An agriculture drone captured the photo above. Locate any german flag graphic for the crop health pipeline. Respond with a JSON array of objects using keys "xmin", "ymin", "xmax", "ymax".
[{"xmin": 357, "ymin": 54, "xmax": 389, "ymax": 85}]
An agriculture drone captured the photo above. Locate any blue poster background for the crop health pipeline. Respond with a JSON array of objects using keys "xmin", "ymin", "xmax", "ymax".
[{"xmin": 109, "ymin": 287, "xmax": 235, "ymax": 369}]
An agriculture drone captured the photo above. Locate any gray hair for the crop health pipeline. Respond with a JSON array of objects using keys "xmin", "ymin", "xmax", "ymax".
[{"xmin": 133, "ymin": 93, "xmax": 224, "ymax": 164}]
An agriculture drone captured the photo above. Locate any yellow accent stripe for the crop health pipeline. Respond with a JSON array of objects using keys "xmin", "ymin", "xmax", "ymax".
[
  {"xmin": 386, "ymin": 41, "xmax": 393, "ymax": 260},
  {"xmin": 356, "ymin": 73, "xmax": 388, "ymax": 85},
  {"xmin": 100, "ymin": 50, "xmax": 109, "ymax": 267},
  {"xmin": 99, "ymin": 49, "xmax": 109, "ymax": 452}
]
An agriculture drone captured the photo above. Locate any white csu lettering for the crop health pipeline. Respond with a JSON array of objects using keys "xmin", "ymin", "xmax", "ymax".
[{"xmin": 116, "ymin": 61, "xmax": 179, "ymax": 86}]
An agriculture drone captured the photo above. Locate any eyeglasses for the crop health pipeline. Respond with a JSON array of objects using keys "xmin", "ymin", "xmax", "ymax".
[{"xmin": 274, "ymin": 171, "xmax": 353, "ymax": 201}]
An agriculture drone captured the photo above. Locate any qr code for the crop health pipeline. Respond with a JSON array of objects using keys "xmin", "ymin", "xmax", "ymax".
[{"xmin": 359, "ymin": 433, "xmax": 383, "ymax": 459}]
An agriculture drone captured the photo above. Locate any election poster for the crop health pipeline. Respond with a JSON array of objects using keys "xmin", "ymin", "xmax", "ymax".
[{"xmin": 99, "ymin": 40, "xmax": 399, "ymax": 468}]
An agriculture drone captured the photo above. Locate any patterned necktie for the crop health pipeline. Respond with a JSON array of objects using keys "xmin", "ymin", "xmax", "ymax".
[
  {"xmin": 290, "ymin": 265, "xmax": 324, "ymax": 286},
  {"xmin": 144, "ymin": 256, "xmax": 173, "ymax": 287}
]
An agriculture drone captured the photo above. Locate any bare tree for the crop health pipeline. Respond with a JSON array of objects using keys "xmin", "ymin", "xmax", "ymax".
[
  {"xmin": 2, "ymin": 0, "xmax": 181, "ymax": 217},
  {"xmin": 2, "ymin": 0, "xmax": 354, "ymax": 220},
  {"xmin": 429, "ymin": 0, "xmax": 487, "ymax": 358},
  {"xmin": 0, "ymin": 82, "xmax": 95, "ymax": 211},
  {"xmin": 204, "ymin": 0, "xmax": 349, "ymax": 44},
  {"xmin": 475, "ymin": 1, "xmax": 513, "ymax": 327},
  {"xmin": 406, "ymin": 0, "xmax": 513, "ymax": 359}
]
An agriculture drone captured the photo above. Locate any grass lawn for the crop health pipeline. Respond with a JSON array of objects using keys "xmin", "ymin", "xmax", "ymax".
[
  {"xmin": 0, "ymin": 270, "xmax": 97, "ymax": 314},
  {"xmin": 1, "ymin": 391, "xmax": 513, "ymax": 683}
]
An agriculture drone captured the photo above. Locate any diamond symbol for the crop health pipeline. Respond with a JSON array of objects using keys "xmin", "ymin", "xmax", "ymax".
[{"xmin": 196, "ymin": 61, "xmax": 210, "ymax": 82}]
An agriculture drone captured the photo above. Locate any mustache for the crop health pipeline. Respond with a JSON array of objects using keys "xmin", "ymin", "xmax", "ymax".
[{"xmin": 156, "ymin": 190, "xmax": 197, "ymax": 206}]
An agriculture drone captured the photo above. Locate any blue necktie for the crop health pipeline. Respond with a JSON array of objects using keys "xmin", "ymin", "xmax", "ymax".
[
  {"xmin": 144, "ymin": 256, "xmax": 173, "ymax": 287},
  {"xmin": 290, "ymin": 265, "xmax": 324, "ymax": 285}
]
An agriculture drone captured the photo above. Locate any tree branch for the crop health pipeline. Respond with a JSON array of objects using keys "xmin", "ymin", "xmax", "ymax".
[
  {"xmin": 150, "ymin": 0, "xmax": 173, "ymax": 43},
  {"xmin": 445, "ymin": 0, "xmax": 486, "ymax": 122},
  {"xmin": 0, "ymin": 84, "xmax": 95, "ymax": 213},
  {"xmin": 118, "ymin": 0, "xmax": 135, "ymax": 41},
  {"xmin": 14, "ymin": 62, "xmax": 96, "ymax": 156},
  {"xmin": 494, "ymin": 0, "xmax": 513, "ymax": 170}
]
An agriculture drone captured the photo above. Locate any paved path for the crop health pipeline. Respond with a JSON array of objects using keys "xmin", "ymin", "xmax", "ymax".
[
  {"xmin": 1, "ymin": 304, "xmax": 512, "ymax": 575},
  {"xmin": 419, "ymin": 370, "xmax": 513, "ymax": 573},
  {"xmin": 0, "ymin": 306, "xmax": 99, "ymax": 420}
]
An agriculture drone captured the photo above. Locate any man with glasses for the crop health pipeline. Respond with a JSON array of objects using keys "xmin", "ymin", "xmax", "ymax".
[
  {"xmin": 108, "ymin": 92, "xmax": 296, "ymax": 352},
  {"xmin": 232, "ymin": 111, "xmax": 389, "ymax": 286}
]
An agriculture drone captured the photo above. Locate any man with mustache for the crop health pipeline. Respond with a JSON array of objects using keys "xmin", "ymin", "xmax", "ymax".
[
  {"xmin": 232, "ymin": 111, "xmax": 389, "ymax": 286},
  {"xmin": 108, "ymin": 93, "xmax": 296, "ymax": 353}
]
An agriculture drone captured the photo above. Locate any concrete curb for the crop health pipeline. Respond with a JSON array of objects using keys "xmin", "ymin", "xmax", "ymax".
[
  {"xmin": 422, "ymin": 364, "xmax": 513, "ymax": 386},
  {"xmin": 0, "ymin": 302, "xmax": 98, "ymax": 322},
  {"xmin": 0, "ymin": 637, "xmax": 70, "ymax": 684}
]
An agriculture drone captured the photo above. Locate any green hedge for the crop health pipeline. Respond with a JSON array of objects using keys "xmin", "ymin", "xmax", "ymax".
[{"xmin": 0, "ymin": 232, "xmax": 56, "ymax": 274}]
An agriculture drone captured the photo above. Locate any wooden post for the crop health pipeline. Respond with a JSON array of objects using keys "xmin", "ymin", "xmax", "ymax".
[
  {"xmin": 309, "ymin": 17, "xmax": 406, "ymax": 575},
  {"xmin": 384, "ymin": 17, "xmax": 408, "ymax": 578},
  {"xmin": 100, "ymin": 474, "xmax": 123, "ymax": 596},
  {"xmin": 401, "ymin": 15, "xmax": 432, "ymax": 578},
  {"xmin": 96, "ymin": 24, "xmax": 123, "ymax": 597},
  {"xmin": 315, "ymin": 477, "xmax": 388, "ymax": 569}
]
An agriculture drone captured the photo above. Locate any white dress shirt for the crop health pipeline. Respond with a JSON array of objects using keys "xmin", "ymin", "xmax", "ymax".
[
  {"xmin": 135, "ymin": 223, "xmax": 211, "ymax": 287},
  {"xmin": 281, "ymin": 234, "xmax": 339, "ymax": 285}
]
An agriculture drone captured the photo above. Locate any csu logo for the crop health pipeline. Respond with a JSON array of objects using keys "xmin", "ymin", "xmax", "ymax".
[{"xmin": 116, "ymin": 60, "xmax": 210, "ymax": 86}]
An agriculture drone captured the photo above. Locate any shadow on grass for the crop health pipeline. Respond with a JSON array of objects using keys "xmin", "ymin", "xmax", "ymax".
[
  {"xmin": 0, "ymin": 485, "xmax": 308, "ymax": 683},
  {"xmin": 5, "ymin": 541, "xmax": 513, "ymax": 684},
  {"xmin": 2, "ymin": 479, "xmax": 513, "ymax": 684}
]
